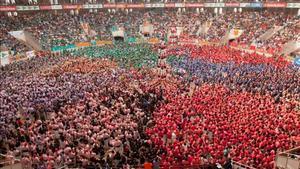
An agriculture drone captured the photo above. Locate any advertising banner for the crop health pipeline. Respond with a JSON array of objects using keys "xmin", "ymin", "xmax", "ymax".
[
  {"xmin": 175, "ymin": 3, "xmax": 185, "ymax": 8},
  {"xmin": 82, "ymin": 4, "xmax": 103, "ymax": 9},
  {"xmin": 185, "ymin": 3, "xmax": 204, "ymax": 7},
  {"xmin": 116, "ymin": 4, "xmax": 126, "ymax": 8},
  {"xmin": 104, "ymin": 4, "xmax": 116, "ymax": 8},
  {"xmin": 240, "ymin": 3, "xmax": 251, "ymax": 7},
  {"xmin": 51, "ymin": 5, "xmax": 62, "ymax": 10},
  {"xmin": 39, "ymin": 5, "xmax": 52, "ymax": 10},
  {"xmin": 263, "ymin": 2, "xmax": 286, "ymax": 8},
  {"xmin": 286, "ymin": 3, "xmax": 300, "ymax": 8},
  {"xmin": 205, "ymin": 3, "xmax": 224, "ymax": 7},
  {"xmin": 16, "ymin": 6, "xmax": 39, "ymax": 11},
  {"xmin": 165, "ymin": 3, "xmax": 175, "ymax": 8},
  {"xmin": 127, "ymin": 4, "xmax": 144, "ymax": 8},
  {"xmin": 250, "ymin": 2, "xmax": 263, "ymax": 8},
  {"xmin": 225, "ymin": 3, "xmax": 240, "ymax": 7},
  {"xmin": 63, "ymin": 5, "xmax": 81, "ymax": 9},
  {"xmin": 0, "ymin": 6, "xmax": 16, "ymax": 11}
]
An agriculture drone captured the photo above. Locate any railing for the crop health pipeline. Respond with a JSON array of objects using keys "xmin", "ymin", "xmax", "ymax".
[
  {"xmin": 0, "ymin": 157, "xmax": 257, "ymax": 169},
  {"xmin": 275, "ymin": 147, "xmax": 300, "ymax": 169},
  {"xmin": 232, "ymin": 161, "xmax": 256, "ymax": 169},
  {"xmin": 0, "ymin": 153, "xmax": 20, "ymax": 169}
]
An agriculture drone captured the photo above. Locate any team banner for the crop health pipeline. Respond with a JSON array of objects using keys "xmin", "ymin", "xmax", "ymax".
[
  {"xmin": 228, "ymin": 29, "xmax": 244, "ymax": 40},
  {"xmin": 0, "ymin": 51, "xmax": 11, "ymax": 66},
  {"xmin": 140, "ymin": 22, "xmax": 154, "ymax": 35},
  {"xmin": 147, "ymin": 38, "xmax": 159, "ymax": 44},
  {"xmin": 127, "ymin": 37, "xmax": 137, "ymax": 43},
  {"xmin": 75, "ymin": 42, "xmax": 91, "ymax": 47},
  {"xmin": 9, "ymin": 30, "xmax": 26, "ymax": 42},
  {"xmin": 51, "ymin": 44, "xmax": 76, "ymax": 52},
  {"xmin": 111, "ymin": 26, "xmax": 125, "ymax": 38}
]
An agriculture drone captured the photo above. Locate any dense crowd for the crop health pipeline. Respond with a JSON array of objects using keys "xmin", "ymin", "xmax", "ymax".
[
  {"xmin": 0, "ymin": 56, "xmax": 165, "ymax": 168},
  {"xmin": 1, "ymin": 9, "xmax": 299, "ymax": 54},
  {"xmin": 0, "ymin": 42, "xmax": 299, "ymax": 169}
]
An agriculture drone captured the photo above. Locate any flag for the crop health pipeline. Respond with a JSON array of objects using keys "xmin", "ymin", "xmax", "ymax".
[{"xmin": 228, "ymin": 29, "xmax": 244, "ymax": 40}]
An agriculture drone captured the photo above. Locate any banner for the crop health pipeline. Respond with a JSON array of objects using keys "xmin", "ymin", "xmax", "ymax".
[
  {"xmin": 225, "ymin": 3, "xmax": 240, "ymax": 7},
  {"xmin": 263, "ymin": 2, "xmax": 286, "ymax": 8},
  {"xmin": 140, "ymin": 22, "xmax": 154, "ymax": 35},
  {"xmin": 205, "ymin": 3, "xmax": 224, "ymax": 7},
  {"xmin": 51, "ymin": 5, "xmax": 62, "ymax": 10},
  {"xmin": 0, "ymin": 51, "xmax": 10, "ymax": 66},
  {"xmin": 185, "ymin": 3, "xmax": 204, "ymax": 7},
  {"xmin": 228, "ymin": 29, "xmax": 244, "ymax": 40},
  {"xmin": 103, "ymin": 4, "xmax": 116, "ymax": 8},
  {"xmin": 165, "ymin": 3, "xmax": 175, "ymax": 8},
  {"xmin": 287, "ymin": 3, "xmax": 300, "ymax": 8},
  {"xmin": 82, "ymin": 4, "xmax": 103, "ymax": 9},
  {"xmin": 111, "ymin": 26, "xmax": 125, "ymax": 37},
  {"xmin": 240, "ymin": 3, "xmax": 251, "ymax": 7},
  {"xmin": 96, "ymin": 40, "xmax": 113, "ymax": 45},
  {"xmin": 175, "ymin": 3, "xmax": 185, "ymax": 7},
  {"xmin": 127, "ymin": 37, "xmax": 137, "ymax": 43},
  {"xmin": 9, "ymin": 30, "xmax": 26, "ymax": 42},
  {"xmin": 16, "ymin": 6, "xmax": 39, "ymax": 11},
  {"xmin": 51, "ymin": 44, "xmax": 76, "ymax": 52},
  {"xmin": 0, "ymin": 51, "xmax": 10, "ymax": 58},
  {"xmin": 127, "ymin": 4, "xmax": 144, "ymax": 8},
  {"xmin": 148, "ymin": 38, "xmax": 159, "ymax": 44},
  {"xmin": 63, "ymin": 5, "xmax": 81, "ymax": 9},
  {"xmin": 250, "ymin": 2, "xmax": 262, "ymax": 8},
  {"xmin": 75, "ymin": 42, "xmax": 91, "ymax": 47},
  {"xmin": 0, "ymin": 6, "xmax": 16, "ymax": 11},
  {"xmin": 39, "ymin": 5, "xmax": 52, "ymax": 10}
]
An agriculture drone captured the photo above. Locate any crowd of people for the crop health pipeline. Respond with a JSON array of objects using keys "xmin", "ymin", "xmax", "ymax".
[
  {"xmin": 0, "ymin": 41, "xmax": 299, "ymax": 168},
  {"xmin": 0, "ymin": 56, "xmax": 166, "ymax": 168},
  {"xmin": 70, "ymin": 44, "xmax": 158, "ymax": 68},
  {"xmin": 1, "ymin": 9, "xmax": 299, "ymax": 54}
]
